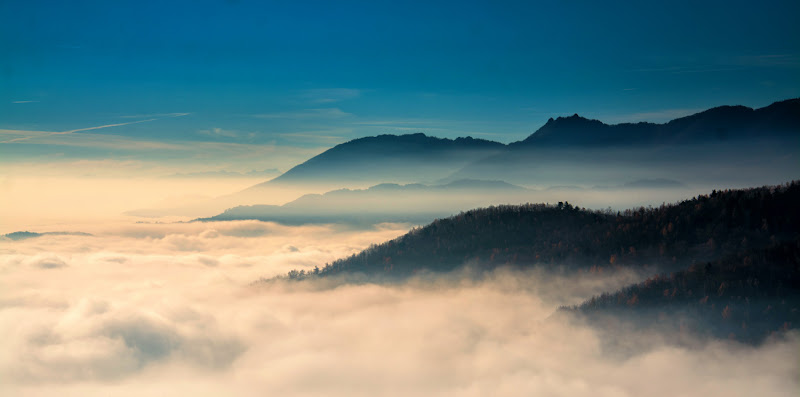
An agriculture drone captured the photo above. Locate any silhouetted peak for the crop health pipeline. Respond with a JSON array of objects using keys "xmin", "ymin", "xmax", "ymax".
[
  {"xmin": 351, "ymin": 133, "xmax": 430, "ymax": 143},
  {"xmin": 515, "ymin": 97, "xmax": 799, "ymax": 147},
  {"xmin": 755, "ymin": 97, "xmax": 800, "ymax": 119},
  {"xmin": 668, "ymin": 105, "xmax": 753, "ymax": 124},
  {"xmin": 518, "ymin": 114, "xmax": 608, "ymax": 145},
  {"xmin": 338, "ymin": 133, "xmax": 504, "ymax": 148},
  {"xmin": 263, "ymin": 132, "xmax": 505, "ymax": 185},
  {"xmin": 551, "ymin": 114, "xmax": 601, "ymax": 125},
  {"xmin": 762, "ymin": 97, "xmax": 800, "ymax": 109}
]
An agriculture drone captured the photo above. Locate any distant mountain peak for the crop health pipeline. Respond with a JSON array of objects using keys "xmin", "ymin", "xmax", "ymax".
[
  {"xmin": 254, "ymin": 132, "xmax": 506, "ymax": 187},
  {"xmin": 515, "ymin": 98, "xmax": 799, "ymax": 147},
  {"xmin": 326, "ymin": 132, "xmax": 505, "ymax": 149},
  {"xmin": 517, "ymin": 114, "xmax": 610, "ymax": 146},
  {"xmin": 541, "ymin": 114, "xmax": 604, "ymax": 127},
  {"xmin": 543, "ymin": 113, "xmax": 593, "ymax": 123}
]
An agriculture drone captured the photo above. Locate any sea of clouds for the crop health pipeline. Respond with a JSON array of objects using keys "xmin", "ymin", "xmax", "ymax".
[{"xmin": 1, "ymin": 221, "xmax": 797, "ymax": 396}]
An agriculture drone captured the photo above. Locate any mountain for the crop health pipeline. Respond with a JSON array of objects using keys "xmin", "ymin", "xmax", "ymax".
[
  {"xmin": 512, "ymin": 115, "xmax": 660, "ymax": 147},
  {"xmin": 446, "ymin": 99, "xmax": 800, "ymax": 187},
  {"xmin": 198, "ymin": 179, "xmax": 531, "ymax": 226},
  {"xmin": 620, "ymin": 178, "xmax": 686, "ymax": 189},
  {"xmin": 125, "ymin": 134, "xmax": 504, "ymax": 218},
  {"xmin": 277, "ymin": 181, "xmax": 800, "ymax": 343},
  {"xmin": 563, "ymin": 240, "xmax": 800, "ymax": 344},
  {"xmin": 513, "ymin": 98, "xmax": 800, "ymax": 147},
  {"xmin": 591, "ymin": 178, "xmax": 687, "ymax": 190},
  {"xmin": 127, "ymin": 98, "xmax": 799, "ymax": 218},
  {"xmin": 248, "ymin": 133, "xmax": 505, "ymax": 189},
  {"xmin": 282, "ymin": 181, "xmax": 800, "ymax": 279},
  {"xmin": 2, "ymin": 231, "xmax": 93, "ymax": 241}
]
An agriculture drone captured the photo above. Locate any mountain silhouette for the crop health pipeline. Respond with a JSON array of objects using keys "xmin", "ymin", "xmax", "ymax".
[
  {"xmin": 562, "ymin": 240, "xmax": 800, "ymax": 344},
  {"xmin": 445, "ymin": 98, "xmax": 799, "ymax": 187},
  {"xmin": 248, "ymin": 133, "xmax": 505, "ymax": 189},
  {"xmin": 200, "ymin": 179, "xmax": 529, "ymax": 226},
  {"xmin": 2, "ymin": 231, "xmax": 92, "ymax": 241},
  {"xmin": 276, "ymin": 181, "xmax": 800, "ymax": 343},
  {"xmin": 514, "ymin": 98, "xmax": 799, "ymax": 147},
  {"xmin": 284, "ymin": 181, "xmax": 799, "ymax": 279},
  {"xmin": 223, "ymin": 98, "xmax": 799, "ymax": 203}
]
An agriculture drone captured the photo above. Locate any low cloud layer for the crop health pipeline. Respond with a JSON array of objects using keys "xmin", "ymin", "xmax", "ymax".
[{"xmin": 1, "ymin": 222, "xmax": 797, "ymax": 396}]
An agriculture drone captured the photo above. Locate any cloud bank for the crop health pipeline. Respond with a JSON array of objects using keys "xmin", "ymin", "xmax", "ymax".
[{"xmin": 1, "ymin": 222, "xmax": 796, "ymax": 396}]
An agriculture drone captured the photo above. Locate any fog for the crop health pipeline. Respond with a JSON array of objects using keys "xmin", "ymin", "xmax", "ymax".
[
  {"xmin": 0, "ymin": 175, "xmax": 274, "ymax": 231},
  {"xmin": 2, "ymin": 222, "xmax": 797, "ymax": 396},
  {"xmin": 202, "ymin": 182, "xmax": 715, "ymax": 227},
  {"xmin": 449, "ymin": 140, "xmax": 800, "ymax": 190}
]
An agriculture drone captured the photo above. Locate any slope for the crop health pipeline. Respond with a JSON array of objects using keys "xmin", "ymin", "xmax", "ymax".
[
  {"xmin": 283, "ymin": 181, "xmax": 800, "ymax": 279},
  {"xmin": 199, "ymin": 179, "xmax": 530, "ymax": 226},
  {"xmin": 564, "ymin": 240, "xmax": 800, "ymax": 344},
  {"xmin": 249, "ymin": 133, "xmax": 505, "ymax": 189}
]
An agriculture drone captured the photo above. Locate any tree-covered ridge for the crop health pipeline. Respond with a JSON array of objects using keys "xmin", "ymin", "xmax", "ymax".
[
  {"xmin": 289, "ymin": 181, "xmax": 800, "ymax": 279},
  {"xmin": 564, "ymin": 239, "xmax": 800, "ymax": 343}
]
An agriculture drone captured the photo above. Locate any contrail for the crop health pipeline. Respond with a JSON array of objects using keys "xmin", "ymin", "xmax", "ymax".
[{"xmin": 0, "ymin": 113, "xmax": 190, "ymax": 144}]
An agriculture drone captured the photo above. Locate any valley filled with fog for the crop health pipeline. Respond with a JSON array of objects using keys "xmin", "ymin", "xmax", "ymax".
[
  {"xmin": 4, "ymin": 1, "xmax": 800, "ymax": 394},
  {"xmin": 2, "ymin": 99, "xmax": 799, "ymax": 394},
  {"xmin": 2, "ymin": 217, "xmax": 798, "ymax": 396}
]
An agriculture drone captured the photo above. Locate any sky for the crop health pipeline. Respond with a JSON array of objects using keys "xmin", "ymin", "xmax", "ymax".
[
  {"xmin": 1, "ymin": 3, "xmax": 799, "ymax": 392},
  {"xmin": 1, "ymin": 0, "xmax": 798, "ymax": 170},
  {"xmin": 0, "ymin": 0, "xmax": 798, "ymax": 225}
]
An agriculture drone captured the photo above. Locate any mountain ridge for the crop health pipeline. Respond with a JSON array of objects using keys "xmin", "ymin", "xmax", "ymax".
[
  {"xmin": 514, "ymin": 98, "xmax": 799, "ymax": 147},
  {"xmin": 251, "ymin": 133, "xmax": 506, "ymax": 188},
  {"xmin": 278, "ymin": 181, "xmax": 800, "ymax": 279},
  {"xmin": 272, "ymin": 181, "xmax": 800, "ymax": 344},
  {"xmin": 227, "ymin": 98, "xmax": 799, "ymax": 202},
  {"xmin": 199, "ymin": 179, "xmax": 530, "ymax": 226}
]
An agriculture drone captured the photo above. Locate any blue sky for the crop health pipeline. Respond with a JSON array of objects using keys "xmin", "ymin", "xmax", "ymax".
[{"xmin": 1, "ymin": 0, "xmax": 798, "ymax": 171}]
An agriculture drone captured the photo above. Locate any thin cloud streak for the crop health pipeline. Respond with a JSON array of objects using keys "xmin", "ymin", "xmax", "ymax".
[
  {"xmin": 0, "ymin": 113, "xmax": 190, "ymax": 144},
  {"xmin": 120, "ymin": 112, "xmax": 192, "ymax": 119}
]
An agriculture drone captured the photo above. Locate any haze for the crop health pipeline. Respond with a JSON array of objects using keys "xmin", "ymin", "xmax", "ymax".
[
  {"xmin": 3, "ymin": 223, "xmax": 797, "ymax": 396},
  {"xmin": 2, "ymin": 1, "xmax": 799, "ymax": 396}
]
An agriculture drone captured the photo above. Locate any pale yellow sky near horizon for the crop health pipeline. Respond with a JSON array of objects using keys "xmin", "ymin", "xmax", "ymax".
[
  {"xmin": 0, "ymin": 142, "xmax": 325, "ymax": 232},
  {"xmin": 0, "ymin": 175, "xmax": 272, "ymax": 232}
]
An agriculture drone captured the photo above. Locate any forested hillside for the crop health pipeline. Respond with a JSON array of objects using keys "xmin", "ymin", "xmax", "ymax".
[
  {"xmin": 287, "ymin": 182, "xmax": 800, "ymax": 279},
  {"xmin": 563, "ymin": 240, "xmax": 800, "ymax": 343}
]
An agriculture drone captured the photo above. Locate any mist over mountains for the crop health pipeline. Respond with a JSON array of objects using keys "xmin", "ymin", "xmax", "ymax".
[
  {"xmin": 445, "ymin": 98, "xmax": 799, "ymax": 187},
  {"xmin": 199, "ymin": 179, "xmax": 528, "ymax": 226},
  {"xmin": 6, "ymin": 101, "xmax": 799, "ymax": 393},
  {"xmin": 126, "ymin": 98, "xmax": 798, "ymax": 219},
  {"xmin": 198, "ymin": 178, "xmax": 703, "ymax": 227},
  {"xmin": 6, "ymin": 0, "xmax": 799, "ymax": 394},
  {"xmin": 564, "ymin": 240, "xmax": 800, "ymax": 344},
  {"xmin": 276, "ymin": 182, "xmax": 800, "ymax": 344},
  {"xmin": 260, "ymin": 98, "xmax": 798, "ymax": 188},
  {"xmin": 252, "ymin": 134, "xmax": 505, "ymax": 188}
]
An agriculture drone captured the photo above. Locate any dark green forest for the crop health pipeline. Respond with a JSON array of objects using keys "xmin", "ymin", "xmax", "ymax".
[
  {"xmin": 279, "ymin": 181, "xmax": 800, "ymax": 343},
  {"xmin": 562, "ymin": 240, "xmax": 800, "ymax": 343},
  {"xmin": 288, "ymin": 181, "xmax": 799, "ymax": 279}
]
